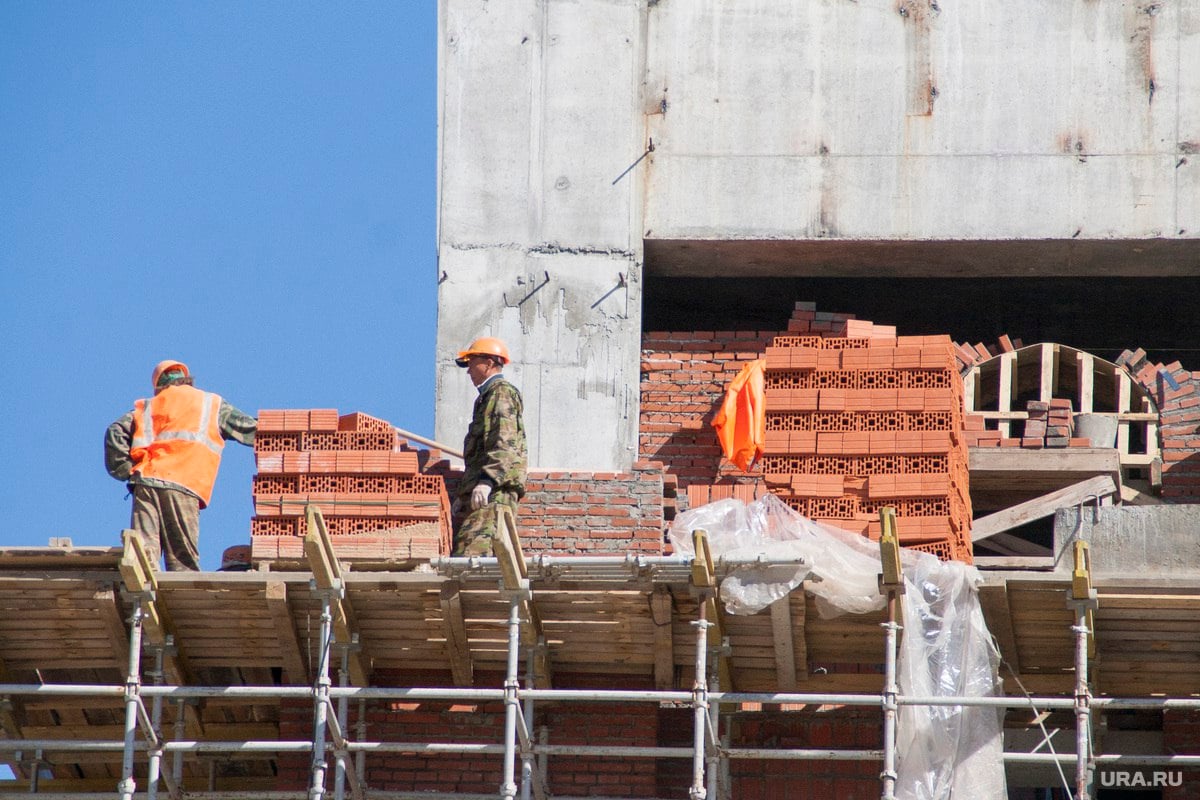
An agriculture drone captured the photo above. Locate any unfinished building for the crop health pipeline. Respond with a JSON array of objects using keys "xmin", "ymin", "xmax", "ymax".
[{"xmin": 4, "ymin": 1, "xmax": 1200, "ymax": 799}]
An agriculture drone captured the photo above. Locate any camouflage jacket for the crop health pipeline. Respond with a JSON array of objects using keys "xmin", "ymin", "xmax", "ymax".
[
  {"xmin": 460, "ymin": 376, "xmax": 527, "ymax": 500},
  {"xmin": 104, "ymin": 397, "xmax": 257, "ymax": 497}
]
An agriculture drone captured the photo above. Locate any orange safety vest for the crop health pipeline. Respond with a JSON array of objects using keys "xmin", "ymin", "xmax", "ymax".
[
  {"xmin": 130, "ymin": 385, "xmax": 225, "ymax": 507},
  {"xmin": 713, "ymin": 358, "xmax": 766, "ymax": 473}
]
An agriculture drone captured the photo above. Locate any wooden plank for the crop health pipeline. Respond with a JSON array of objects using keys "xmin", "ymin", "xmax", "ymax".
[
  {"xmin": 971, "ymin": 475, "xmax": 1117, "ymax": 542},
  {"xmin": 963, "ymin": 367, "xmax": 978, "ymax": 412},
  {"xmin": 769, "ymin": 595, "xmax": 797, "ymax": 691},
  {"xmin": 440, "ymin": 582, "xmax": 474, "ymax": 686},
  {"xmin": 978, "ymin": 584, "xmax": 1021, "ymax": 675},
  {"xmin": 264, "ymin": 580, "xmax": 310, "ymax": 684},
  {"xmin": 1116, "ymin": 371, "xmax": 1132, "ymax": 454},
  {"xmin": 649, "ymin": 587, "xmax": 674, "ymax": 690},
  {"xmin": 94, "ymin": 587, "xmax": 131, "ymax": 668}
]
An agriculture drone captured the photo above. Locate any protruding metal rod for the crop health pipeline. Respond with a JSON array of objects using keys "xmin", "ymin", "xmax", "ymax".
[
  {"xmin": 310, "ymin": 592, "xmax": 334, "ymax": 800},
  {"xmin": 501, "ymin": 598, "xmax": 522, "ymax": 800},
  {"xmin": 118, "ymin": 604, "xmax": 145, "ymax": 800},
  {"xmin": 689, "ymin": 601, "xmax": 711, "ymax": 800}
]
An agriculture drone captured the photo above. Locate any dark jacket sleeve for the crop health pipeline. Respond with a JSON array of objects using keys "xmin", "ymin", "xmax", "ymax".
[
  {"xmin": 104, "ymin": 411, "xmax": 135, "ymax": 481},
  {"xmin": 218, "ymin": 400, "xmax": 258, "ymax": 447}
]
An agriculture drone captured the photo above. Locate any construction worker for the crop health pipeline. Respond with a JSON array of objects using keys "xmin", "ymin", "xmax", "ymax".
[
  {"xmin": 104, "ymin": 360, "xmax": 257, "ymax": 571},
  {"xmin": 453, "ymin": 337, "xmax": 527, "ymax": 556}
]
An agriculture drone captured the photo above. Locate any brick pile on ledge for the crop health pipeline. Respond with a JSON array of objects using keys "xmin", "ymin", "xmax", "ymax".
[
  {"xmin": 1119, "ymin": 349, "xmax": 1200, "ymax": 501},
  {"xmin": 758, "ymin": 304, "xmax": 974, "ymax": 563},
  {"xmin": 963, "ymin": 400, "xmax": 1093, "ymax": 449},
  {"xmin": 952, "ymin": 334, "xmax": 1023, "ymax": 369},
  {"xmin": 250, "ymin": 410, "xmax": 452, "ymax": 566}
]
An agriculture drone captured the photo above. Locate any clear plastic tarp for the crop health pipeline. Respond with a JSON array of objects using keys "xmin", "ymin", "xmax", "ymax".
[{"xmin": 669, "ymin": 494, "xmax": 1006, "ymax": 800}]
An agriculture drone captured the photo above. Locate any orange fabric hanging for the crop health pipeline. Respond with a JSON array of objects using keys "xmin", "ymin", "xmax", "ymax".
[{"xmin": 712, "ymin": 358, "xmax": 766, "ymax": 472}]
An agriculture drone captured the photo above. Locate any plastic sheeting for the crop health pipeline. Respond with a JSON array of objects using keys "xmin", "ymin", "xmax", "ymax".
[{"xmin": 669, "ymin": 494, "xmax": 1007, "ymax": 800}]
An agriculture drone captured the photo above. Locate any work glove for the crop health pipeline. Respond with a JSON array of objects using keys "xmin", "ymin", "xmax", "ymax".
[{"xmin": 470, "ymin": 482, "xmax": 493, "ymax": 511}]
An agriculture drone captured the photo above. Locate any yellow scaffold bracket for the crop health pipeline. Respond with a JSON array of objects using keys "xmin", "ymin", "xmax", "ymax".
[
  {"xmin": 877, "ymin": 507, "xmax": 905, "ymax": 626},
  {"xmin": 691, "ymin": 529, "xmax": 732, "ymax": 692},
  {"xmin": 1069, "ymin": 540, "xmax": 1097, "ymax": 659}
]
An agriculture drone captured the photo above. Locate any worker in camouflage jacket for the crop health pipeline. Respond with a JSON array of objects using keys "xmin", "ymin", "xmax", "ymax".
[
  {"xmin": 453, "ymin": 337, "xmax": 527, "ymax": 556},
  {"xmin": 105, "ymin": 360, "xmax": 257, "ymax": 571}
]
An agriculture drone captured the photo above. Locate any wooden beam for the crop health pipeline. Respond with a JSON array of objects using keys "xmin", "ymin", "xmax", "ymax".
[
  {"xmin": 304, "ymin": 505, "xmax": 371, "ymax": 686},
  {"xmin": 769, "ymin": 595, "xmax": 797, "ymax": 691},
  {"xmin": 439, "ymin": 582, "xmax": 474, "ymax": 686},
  {"xmin": 264, "ymin": 580, "xmax": 310, "ymax": 685},
  {"xmin": 690, "ymin": 530, "xmax": 732, "ymax": 691},
  {"xmin": 650, "ymin": 587, "xmax": 674, "ymax": 691},
  {"xmin": 975, "ymin": 532, "xmax": 1053, "ymax": 557},
  {"xmin": 1120, "ymin": 483, "xmax": 1165, "ymax": 506},
  {"xmin": 997, "ymin": 352, "xmax": 1016, "ymax": 438},
  {"xmin": 972, "ymin": 475, "xmax": 1118, "ymax": 542},
  {"xmin": 1077, "ymin": 352, "xmax": 1094, "ymax": 413},
  {"xmin": 495, "ymin": 505, "xmax": 550, "ymax": 686}
]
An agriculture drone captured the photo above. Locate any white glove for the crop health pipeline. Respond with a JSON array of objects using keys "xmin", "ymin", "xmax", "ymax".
[{"xmin": 470, "ymin": 483, "xmax": 493, "ymax": 510}]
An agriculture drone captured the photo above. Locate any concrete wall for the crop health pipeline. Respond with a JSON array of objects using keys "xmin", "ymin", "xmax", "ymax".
[
  {"xmin": 435, "ymin": 0, "xmax": 647, "ymax": 471},
  {"xmin": 436, "ymin": 0, "xmax": 1200, "ymax": 472},
  {"xmin": 643, "ymin": 0, "xmax": 1199, "ymax": 250},
  {"xmin": 1053, "ymin": 505, "xmax": 1200, "ymax": 577}
]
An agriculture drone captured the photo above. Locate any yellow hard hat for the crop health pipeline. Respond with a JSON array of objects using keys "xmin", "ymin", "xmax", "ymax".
[
  {"xmin": 455, "ymin": 337, "xmax": 510, "ymax": 367},
  {"xmin": 152, "ymin": 359, "xmax": 190, "ymax": 389}
]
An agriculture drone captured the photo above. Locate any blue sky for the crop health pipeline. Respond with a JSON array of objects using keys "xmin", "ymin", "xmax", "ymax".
[{"xmin": 0, "ymin": 5, "xmax": 438, "ymax": 569}]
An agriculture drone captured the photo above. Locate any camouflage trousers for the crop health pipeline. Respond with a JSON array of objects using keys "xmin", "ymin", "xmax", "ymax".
[
  {"xmin": 453, "ymin": 490, "xmax": 520, "ymax": 556},
  {"xmin": 130, "ymin": 484, "xmax": 202, "ymax": 571}
]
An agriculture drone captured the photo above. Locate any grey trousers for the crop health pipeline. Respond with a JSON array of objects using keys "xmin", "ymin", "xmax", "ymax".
[{"xmin": 130, "ymin": 484, "xmax": 202, "ymax": 571}]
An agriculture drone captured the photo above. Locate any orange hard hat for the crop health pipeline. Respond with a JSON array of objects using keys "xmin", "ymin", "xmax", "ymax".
[
  {"xmin": 455, "ymin": 337, "xmax": 510, "ymax": 367},
  {"xmin": 152, "ymin": 359, "xmax": 190, "ymax": 389}
]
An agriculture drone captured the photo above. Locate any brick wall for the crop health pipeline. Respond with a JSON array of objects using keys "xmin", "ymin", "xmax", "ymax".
[
  {"xmin": 730, "ymin": 709, "xmax": 881, "ymax": 800},
  {"xmin": 640, "ymin": 329, "xmax": 778, "ymax": 502},
  {"xmin": 516, "ymin": 462, "xmax": 667, "ymax": 554}
]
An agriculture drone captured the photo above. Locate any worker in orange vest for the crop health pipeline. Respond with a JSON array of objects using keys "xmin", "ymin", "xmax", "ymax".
[{"xmin": 104, "ymin": 360, "xmax": 257, "ymax": 571}]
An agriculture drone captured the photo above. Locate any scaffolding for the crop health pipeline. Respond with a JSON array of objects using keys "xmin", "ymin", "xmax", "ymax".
[{"xmin": 2, "ymin": 508, "xmax": 1200, "ymax": 799}]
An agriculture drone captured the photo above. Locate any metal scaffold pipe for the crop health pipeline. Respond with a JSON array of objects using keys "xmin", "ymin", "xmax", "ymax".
[
  {"xmin": 118, "ymin": 603, "xmax": 145, "ymax": 800},
  {"xmin": 310, "ymin": 590, "xmax": 335, "ymax": 800},
  {"xmin": 689, "ymin": 602, "xmax": 711, "ymax": 800},
  {"xmin": 501, "ymin": 598, "xmax": 522, "ymax": 800}
]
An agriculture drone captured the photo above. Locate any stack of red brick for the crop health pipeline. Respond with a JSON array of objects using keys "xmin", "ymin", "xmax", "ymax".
[
  {"xmin": 758, "ymin": 304, "xmax": 974, "ymax": 563},
  {"xmin": 963, "ymin": 400, "xmax": 1093, "ymax": 448},
  {"xmin": 250, "ymin": 410, "xmax": 452, "ymax": 565}
]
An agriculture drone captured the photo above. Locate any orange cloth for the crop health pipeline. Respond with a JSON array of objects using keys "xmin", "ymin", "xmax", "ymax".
[
  {"xmin": 130, "ymin": 384, "xmax": 226, "ymax": 506},
  {"xmin": 712, "ymin": 358, "xmax": 766, "ymax": 472}
]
